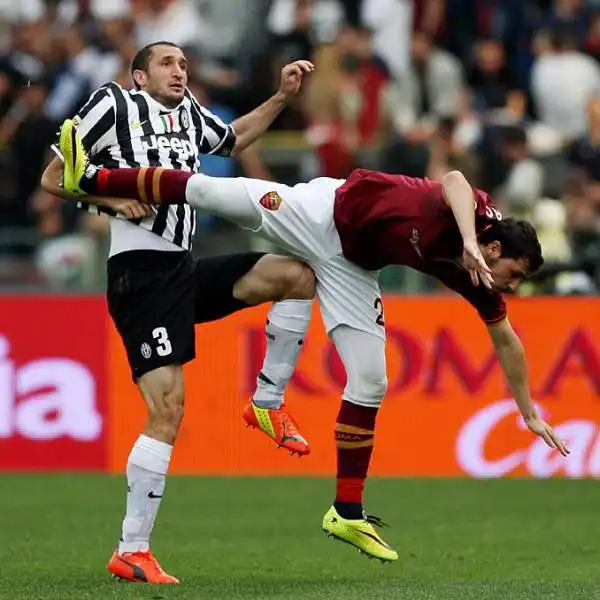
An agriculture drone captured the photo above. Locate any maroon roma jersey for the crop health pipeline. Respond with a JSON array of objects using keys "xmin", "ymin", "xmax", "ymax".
[{"xmin": 333, "ymin": 169, "xmax": 507, "ymax": 324}]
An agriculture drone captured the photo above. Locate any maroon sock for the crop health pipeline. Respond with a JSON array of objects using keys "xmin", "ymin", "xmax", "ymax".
[
  {"xmin": 334, "ymin": 400, "xmax": 378, "ymax": 515},
  {"xmin": 86, "ymin": 167, "xmax": 193, "ymax": 205}
]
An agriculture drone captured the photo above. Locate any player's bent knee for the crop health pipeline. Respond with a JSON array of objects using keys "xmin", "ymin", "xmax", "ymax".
[
  {"xmin": 233, "ymin": 255, "xmax": 315, "ymax": 305},
  {"xmin": 282, "ymin": 261, "xmax": 315, "ymax": 300},
  {"xmin": 344, "ymin": 371, "xmax": 388, "ymax": 408}
]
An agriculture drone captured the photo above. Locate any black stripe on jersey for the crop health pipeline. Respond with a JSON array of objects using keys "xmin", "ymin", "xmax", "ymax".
[
  {"xmin": 81, "ymin": 106, "xmax": 115, "ymax": 152},
  {"xmin": 131, "ymin": 95, "xmax": 160, "ymax": 166},
  {"xmin": 207, "ymin": 124, "xmax": 236, "ymax": 157},
  {"xmin": 152, "ymin": 205, "xmax": 169, "ymax": 237},
  {"xmin": 168, "ymin": 148, "xmax": 183, "ymax": 170},
  {"xmin": 187, "ymin": 92, "xmax": 236, "ymax": 157},
  {"xmin": 108, "ymin": 83, "xmax": 139, "ymax": 167},
  {"xmin": 188, "ymin": 100, "xmax": 205, "ymax": 156},
  {"xmin": 93, "ymin": 149, "xmax": 119, "ymax": 168},
  {"xmin": 172, "ymin": 205, "xmax": 186, "ymax": 246},
  {"xmin": 187, "ymin": 209, "xmax": 195, "ymax": 249},
  {"xmin": 77, "ymin": 85, "xmax": 110, "ymax": 120},
  {"xmin": 201, "ymin": 115, "xmax": 236, "ymax": 156}
]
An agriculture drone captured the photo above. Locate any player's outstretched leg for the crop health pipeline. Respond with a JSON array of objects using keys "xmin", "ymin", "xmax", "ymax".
[
  {"xmin": 321, "ymin": 326, "xmax": 398, "ymax": 563},
  {"xmin": 243, "ymin": 299, "xmax": 313, "ymax": 456},
  {"xmin": 60, "ymin": 119, "xmax": 262, "ymax": 230}
]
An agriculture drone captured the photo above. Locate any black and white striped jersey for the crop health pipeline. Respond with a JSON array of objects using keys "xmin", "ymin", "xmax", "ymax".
[{"xmin": 73, "ymin": 82, "xmax": 236, "ymax": 254}]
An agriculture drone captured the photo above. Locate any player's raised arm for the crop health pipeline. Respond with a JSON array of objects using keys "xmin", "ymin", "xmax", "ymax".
[
  {"xmin": 442, "ymin": 170, "xmax": 494, "ymax": 288},
  {"xmin": 228, "ymin": 60, "xmax": 314, "ymax": 156},
  {"xmin": 487, "ymin": 318, "xmax": 569, "ymax": 456}
]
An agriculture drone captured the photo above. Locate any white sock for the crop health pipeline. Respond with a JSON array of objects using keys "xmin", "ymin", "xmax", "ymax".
[
  {"xmin": 253, "ymin": 299, "xmax": 312, "ymax": 409},
  {"xmin": 118, "ymin": 434, "xmax": 172, "ymax": 554}
]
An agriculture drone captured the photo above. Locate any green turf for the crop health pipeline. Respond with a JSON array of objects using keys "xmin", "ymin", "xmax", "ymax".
[{"xmin": 1, "ymin": 476, "xmax": 599, "ymax": 599}]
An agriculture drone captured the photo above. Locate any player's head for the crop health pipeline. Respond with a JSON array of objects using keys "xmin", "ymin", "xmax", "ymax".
[
  {"xmin": 478, "ymin": 218, "xmax": 544, "ymax": 293},
  {"xmin": 131, "ymin": 41, "xmax": 187, "ymax": 107}
]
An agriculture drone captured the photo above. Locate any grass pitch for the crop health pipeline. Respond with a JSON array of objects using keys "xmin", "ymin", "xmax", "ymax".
[{"xmin": 1, "ymin": 475, "xmax": 599, "ymax": 599}]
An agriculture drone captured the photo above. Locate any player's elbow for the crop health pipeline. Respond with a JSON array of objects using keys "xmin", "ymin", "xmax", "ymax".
[
  {"xmin": 442, "ymin": 170, "xmax": 466, "ymax": 188},
  {"xmin": 40, "ymin": 165, "xmax": 54, "ymax": 194},
  {"xmin": 40, "ymin": 158, "xmax": 62, "ymax": 194}
]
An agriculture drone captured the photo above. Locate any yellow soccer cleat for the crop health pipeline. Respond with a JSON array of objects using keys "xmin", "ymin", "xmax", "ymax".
[
  {"xmin": 322, "ymin": 505, "xmax": 398, "ymax": 563},
  {"xmin": 59, "ymin": 118, "xmax": 89, "ymax": 197}
]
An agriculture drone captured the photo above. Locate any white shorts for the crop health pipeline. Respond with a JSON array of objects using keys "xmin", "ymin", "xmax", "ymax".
[{"xmin": 241, "ymin": 177, "xmax": 385, "ymax": 340}]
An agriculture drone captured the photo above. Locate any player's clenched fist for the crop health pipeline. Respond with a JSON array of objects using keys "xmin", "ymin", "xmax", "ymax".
[{"xmin": 278, "ymin": 60, "xmax": 314, "ymax": 101}]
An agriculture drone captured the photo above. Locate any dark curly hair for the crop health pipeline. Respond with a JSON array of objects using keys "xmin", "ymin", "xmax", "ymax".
[{"xmin": 479, "ymin": 218, "xmax": 544, "ymax": 274}]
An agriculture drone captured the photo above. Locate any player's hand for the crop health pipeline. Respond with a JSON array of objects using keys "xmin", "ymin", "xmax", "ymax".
[
  {"xmin": 462, "ymin": 238, "xmax": 494, "ymax": 289},
  {"xmin": 524, "ymin": 416, "xmax": 570, "ymax": 456},
  {"xmin": 278, "ymin": 60, "xmax": 314, "ymax": 101},
  {"xmin": 102, "ymin": 197, "xmax": 153, "ymax": 220}
]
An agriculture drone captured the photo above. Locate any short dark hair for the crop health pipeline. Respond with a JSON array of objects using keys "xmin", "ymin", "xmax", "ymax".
[
  {"xmin": 131, "ymin": 41, "xmax": 181, "ymax": 90},
  {"xmin": 479, "ymin": 218, "xmax": 544, "ymax": 274},
  {"xmin": 548, "ymin": 25, "xmax": 577, "ymax": 51}
]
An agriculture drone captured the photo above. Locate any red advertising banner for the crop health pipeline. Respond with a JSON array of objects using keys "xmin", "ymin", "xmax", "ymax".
[
  {"xmin": 0, "ymin": 296, "xmax": 108, "ymax": 470},
  {"xmin": 108, "ymin": 297, "xmax": 600, "ymax": 478}
]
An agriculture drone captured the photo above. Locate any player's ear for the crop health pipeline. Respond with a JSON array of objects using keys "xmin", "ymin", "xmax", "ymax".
[
  {"xmin": 486, "ymin": 240, "xmax": 502, "ymax": 260},
  {"xmin": 133, "ymin": 69, "xmax": 146, "ymax": 89}
]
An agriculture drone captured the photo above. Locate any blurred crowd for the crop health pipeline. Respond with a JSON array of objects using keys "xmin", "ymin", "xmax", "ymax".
[{"xmin": 0, "ymin": 0, "xmax": 598, "ymax": 294}]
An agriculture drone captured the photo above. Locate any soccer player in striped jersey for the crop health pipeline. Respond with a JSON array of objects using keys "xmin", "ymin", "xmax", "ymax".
[{"xmin": 41, "ymin": 42, "xmax": 317, "ymax": 583}]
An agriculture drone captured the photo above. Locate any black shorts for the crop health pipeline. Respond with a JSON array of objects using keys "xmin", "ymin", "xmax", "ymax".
[{"xmin": 107, "ymin": 250, "xmax": 265, "ymax": 380}]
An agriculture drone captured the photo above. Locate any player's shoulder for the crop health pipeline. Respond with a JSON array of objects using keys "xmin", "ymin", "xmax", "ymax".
[
  {"xmin": 473, "ymin": 187, "xmax": 503, "ymax": 221},
  {"xmin": 182, "ymin": 87, "xmax": 206, "ymax": 112},
  {"xmin": 81, "ymin": 81, "xmax": 129, "ymax": 106}
]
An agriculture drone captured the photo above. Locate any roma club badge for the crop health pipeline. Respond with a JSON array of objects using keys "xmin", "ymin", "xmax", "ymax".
[{"xmin": 259, "ymin": 191, "xmax": 282, "ymax": 211}]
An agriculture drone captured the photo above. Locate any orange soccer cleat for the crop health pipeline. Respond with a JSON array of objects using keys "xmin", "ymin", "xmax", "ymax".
[
  {"xmin": 107, "ymin": 550, "xmax": 180, "ymax": 584},
  {"xmin": 243, "ymin": 400, "xmax": 310, "ymax": 456}
]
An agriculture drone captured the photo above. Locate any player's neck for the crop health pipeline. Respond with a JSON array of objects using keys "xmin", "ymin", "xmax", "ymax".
[{"xmin": 148, "ymin": 92, "xmax": 181, "ymax": 111}]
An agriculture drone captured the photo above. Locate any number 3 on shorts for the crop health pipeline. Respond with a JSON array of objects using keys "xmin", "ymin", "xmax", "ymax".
[
  {"xmin": 152, "ymin": 327, "xmax": 173, "ymax": 357},
  {"xmin": 374, "ymin": 297, "xmax": 385, "ymax": 327}
]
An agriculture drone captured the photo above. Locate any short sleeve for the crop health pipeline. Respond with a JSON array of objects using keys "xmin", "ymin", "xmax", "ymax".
[
  {"xmin": 73, "ymin": 84, "xmax": 117, "ymax": 155},
  {"xmin": 186, "ymin": 90, "xmax": 236, "ymax": 157}
]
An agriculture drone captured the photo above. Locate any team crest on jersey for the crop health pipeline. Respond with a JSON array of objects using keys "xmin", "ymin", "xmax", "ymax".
[
  {"xmin": 410, "ymin": 227, "xmax": 423, "ymax": 259},
  {"xmin": 259, "ymin": 191, "xmax": 282, "ymax": 211},
  {"xmin": 409, "ymin": 227, "xmax": 420, "ymax": 246},
  {"xmin": 179, "ymin": 107, "xmax": 190, "ymax": 131},
  {"xmin": 141, "ymin": 343, "xmax": 152, "ymax": 359}
]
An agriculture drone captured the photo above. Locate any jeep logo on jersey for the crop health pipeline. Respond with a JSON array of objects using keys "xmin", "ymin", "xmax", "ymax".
[
  {"xmin": 259, "ymin": 191, "xmax": 282, "ymax": 211},
  {"xmin": 141, "ymin": 133, "xmax": 196, "ymax": 161}
]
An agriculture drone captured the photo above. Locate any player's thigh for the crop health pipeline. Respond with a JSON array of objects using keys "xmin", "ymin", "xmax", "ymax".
[
  {"xmin": 106, "ymin": 251, "xmax": 197, "ymax": 381},
  {"xmin": 241, "ymin": 176, "xmax": 344, "ymax": 263},
  {"xmin": 233, "ymin": 253, "xmax": 315, "ymax": 304},
  {"xmin": 330, "ymin": 325, "xmax": 388, "ymax": 407},
  {"xmin": 313, "ymin": 255, "xmax": 386, "ymax": 341},
  {"xmin": 191, "ymin": 252, "xmax": 266, "ymax": 323}
]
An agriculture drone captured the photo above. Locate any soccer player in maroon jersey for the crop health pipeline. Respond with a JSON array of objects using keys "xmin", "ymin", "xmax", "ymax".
[{"xmin": 58, "ymin": 121, "xmax": 569, "ymax": 563}]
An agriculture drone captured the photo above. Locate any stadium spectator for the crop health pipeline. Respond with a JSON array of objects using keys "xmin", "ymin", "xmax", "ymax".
[
  {"xmin": 567, "ymin": 95, "xmax": 600, "ymax": 182},
  {"xmin": 531, "ymin": 26, "xmax": 600, "ymax": 140},
  {"xmin": 0, "ymin": 0, "xmax": 597, "ymax": 294}
]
